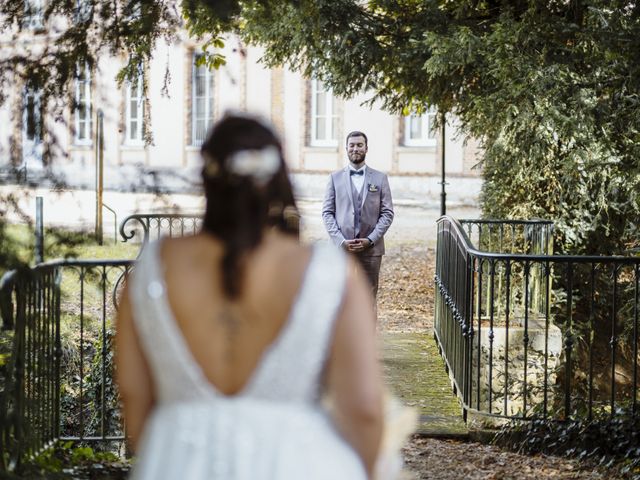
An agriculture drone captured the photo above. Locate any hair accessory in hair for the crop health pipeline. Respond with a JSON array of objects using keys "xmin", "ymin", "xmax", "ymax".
[{"xmin": 224, "ymin": 146, "xmax": 280, "ymax": 185}]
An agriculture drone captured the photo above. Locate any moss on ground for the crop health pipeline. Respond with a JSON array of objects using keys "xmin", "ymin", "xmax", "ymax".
[{"xmin": 381, "ymin": 331, "xmax": 468, "ymax": 437}]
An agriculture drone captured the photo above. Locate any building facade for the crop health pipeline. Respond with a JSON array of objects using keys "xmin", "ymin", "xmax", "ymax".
[{"xmin": 0, "ymin": 14, "xmax": 481, "ymax": 189}]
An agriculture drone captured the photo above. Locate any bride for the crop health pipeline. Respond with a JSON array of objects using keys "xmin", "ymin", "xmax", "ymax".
[{"xmin": 115, "ymin": 114, "xmax": 383, "ymax": 479}]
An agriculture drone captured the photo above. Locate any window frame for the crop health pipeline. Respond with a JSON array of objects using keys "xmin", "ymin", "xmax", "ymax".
[
  {"xmin": 191, "ymin": 53, "xmax": 215, "ymax": 147},
  {"xmin": 124, "ymin": 73, "xmax": 145, "ymax": 146},
  {"xmin": 22, "ymin": 85, "xmax": 44, "ymax": 165},
  {"xmin": 310, "ymin": 78, "xmax": 338, "ymax": 147},
  {"xmin": 74, "ymin": 0, "xmax": 93, "ymax": 23},
  {"xmin": 403, "ymin": 108, "xmax": 438, "ymax": 147},
  {"xmin": 73, "ymin": 64, "xmax": 92, "ymax": 146},
  {"xmin": 23, "ymin": 0, "xmax": 45, "ymax": 30}
]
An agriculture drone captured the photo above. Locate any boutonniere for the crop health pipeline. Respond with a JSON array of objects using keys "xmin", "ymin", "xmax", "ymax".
[{"xmin": 368, "ymin": 183, "xmax": 379, "ymax": 192}]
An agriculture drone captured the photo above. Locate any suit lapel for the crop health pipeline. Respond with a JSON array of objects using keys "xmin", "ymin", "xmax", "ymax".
[
  {"xmin": 343, "ymin": 167, "xmax": 355, "ymax": 211},
  {"xmin": 361, "ymin": 167, "xmax": 373, "ymax": 207}
]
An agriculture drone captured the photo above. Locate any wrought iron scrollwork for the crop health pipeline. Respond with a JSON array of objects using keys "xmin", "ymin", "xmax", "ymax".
[
  {"xmin": 0, "ymin": 270, "xmax": 18, "ymax": 330},
  {"xmin": 119, "ymin": 214, "xmax": 149, "ymax": 245},
  {"xmin": 112, "ymin": 267, "xmax": 132, "ymax": 310},
  {"xmin": 119, "ymin": 213, "xmax": 202, "ymax": 257}
]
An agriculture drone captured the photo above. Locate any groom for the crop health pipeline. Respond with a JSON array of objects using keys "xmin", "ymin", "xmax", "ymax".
[{"xmin": 322, "ymin": 131, "xmax": 394, "ymax": 299}]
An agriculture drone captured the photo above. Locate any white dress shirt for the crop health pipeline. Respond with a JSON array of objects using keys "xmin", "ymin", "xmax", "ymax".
[{"xmin": 349, "ymin": 165, "xmax": 366, "ymax": 196}]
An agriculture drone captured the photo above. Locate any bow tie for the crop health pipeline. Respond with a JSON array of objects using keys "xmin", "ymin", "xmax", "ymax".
[{"xmin": 350, "ymin": 169, "xmax": 364, "ymax": 176}]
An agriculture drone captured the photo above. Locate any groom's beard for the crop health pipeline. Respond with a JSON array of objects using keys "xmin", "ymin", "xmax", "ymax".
[{"xmin": 348, "ymin": 152, "xmax": 366, "ymax": 165}]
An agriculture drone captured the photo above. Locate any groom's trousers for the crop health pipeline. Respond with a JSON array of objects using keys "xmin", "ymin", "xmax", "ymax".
[{"xmin": 354, "ymin": 254, "xmax": 382, "ymax": 300}]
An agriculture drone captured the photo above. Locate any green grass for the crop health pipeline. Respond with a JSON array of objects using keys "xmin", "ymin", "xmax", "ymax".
[
  {"xmin": 1, "ymin": 223, "xmax": 34, "ymax": 270},
  {"xmin": 1, "ymin": 223, "xmax": 139, "ymax": 273}
]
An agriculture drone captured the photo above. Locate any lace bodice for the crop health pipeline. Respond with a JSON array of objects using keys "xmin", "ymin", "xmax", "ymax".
[{"xmin": 128, "ymin": 240, "xmax": 347, "ymax": 406}]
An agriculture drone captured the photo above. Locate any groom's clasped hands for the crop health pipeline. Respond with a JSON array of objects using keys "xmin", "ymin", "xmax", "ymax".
[{"xmin": 343, "ymin": 238, "xmax": 373, "ymax": 253}]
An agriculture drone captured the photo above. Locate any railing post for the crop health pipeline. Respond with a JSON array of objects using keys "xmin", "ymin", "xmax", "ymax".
[
  {"xmin": 95, "ymin": 110, "xmax": 104, "ymax": 245},
  {"xmin": 463, "ymin": 252, "xmax": 473, "ymax": 421},
  {"xmin": 53, "ymin": 268, "xmax": 62, "ymax": 439},
  {"xmin": 35, "ymin": 197, "xmax": 43, "ymax": 264},
  {"xmin": 564, "ymin": 262, "xmax": 574, "ymax": 420},
  {"xmin": 14, "ymin": 275, "xmax": 26, "ymax": 470},
  {"xmin": 439, "ymin": 111, "xmax": 447, "ymax": 216}
]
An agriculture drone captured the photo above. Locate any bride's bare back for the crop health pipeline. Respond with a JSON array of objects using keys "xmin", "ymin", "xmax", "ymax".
[{"xmin": 160, "ymin": 231, "xmax": 311, "ymax": 396}]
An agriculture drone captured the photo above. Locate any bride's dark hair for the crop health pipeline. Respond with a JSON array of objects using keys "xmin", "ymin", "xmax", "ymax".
[{"xmin": 200, "ymin": 114, "xmax": 299, "ymax": 299}]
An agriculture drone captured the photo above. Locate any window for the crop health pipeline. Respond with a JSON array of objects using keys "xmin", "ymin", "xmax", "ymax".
[
  {"xmin": 74, "ymin": 64, "xmax": 92, "ymax": 145},
  {"xmin": 23, "ymin": 0, "xmax": 44, "ymax": 29},
  {"xmin": 123, "ymin": 1, "xmax": 142, "ymax": 22},
  {"xmin": 23, "ymin": 87, "xmax": 42, "ymax": 143},
  {"xmin": 125, "ymin": 73, "xmax": 144, "ymax": 145},
  {"xmin": 23, "ymin": 85, "xmax": 43, "ymax": 164},
  {"xmin": 191, "ymin": 53, "xmax": 215, "ymax": 146},
  {"xmin": 74, "ymin": 0, "xmax": 92, "ymax": 23},
  {"xmin": 310, "ymin": 78, "xmax": 338, "ymax": 147},
  {"xmin": 404, "ymin": 108, "xmax": 437, "ymax": 147}
]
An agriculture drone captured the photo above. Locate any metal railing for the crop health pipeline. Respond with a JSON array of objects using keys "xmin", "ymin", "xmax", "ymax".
[
  {"xmin": 119, "ymin": 213, "xmax": 202, "ymax": 256},
  {"xmin": 435, "ymin": 216, "xmax": 640, "ymax": 423},
  {"xmin": 0, "ymin": 259, "xmax": 133, "ymax": 471},
  {"xmin": 0, "ymin": 165, "xmax": 28, "ymax": 184},
  {"xmin": 0, "ymin": 267, "xmax": 60, "ymax": 471},
  {"xmin": 459, "ymin": 219, "xmax": 554, "ymax": 256},
  {"xmin": 0, "ymin": 212, "xmax": 203, "ymax": 472}
]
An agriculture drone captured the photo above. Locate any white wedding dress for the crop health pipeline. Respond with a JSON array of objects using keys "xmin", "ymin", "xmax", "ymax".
[{"xmin": 127, "ymin": 240, "xmax": 367, "ymax": 480}]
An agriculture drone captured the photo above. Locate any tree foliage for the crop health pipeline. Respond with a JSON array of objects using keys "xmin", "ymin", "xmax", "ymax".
[
  {"xmin": 1, "ymin": 1, "xmax": 639, "ymax": 254},
  {"xmin": 235, "ymin": 0, "xmax": 640, "ymax": 254}
]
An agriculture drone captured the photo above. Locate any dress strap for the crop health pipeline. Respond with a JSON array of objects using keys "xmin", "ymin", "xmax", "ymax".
[{"xmin": 129, "ymin": 240, "xmax": 215, "ymax": 402}]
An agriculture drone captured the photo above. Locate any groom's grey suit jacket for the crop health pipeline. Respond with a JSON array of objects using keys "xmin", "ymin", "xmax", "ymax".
[{"xmin": 322, "ymin": 166, "xmax": 394, "ymax": 256}]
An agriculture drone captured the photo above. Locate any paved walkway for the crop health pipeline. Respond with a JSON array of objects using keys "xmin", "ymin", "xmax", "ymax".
[
  {"xmin": 381, "ymin": 332, "xmax": 468, "ymax": 438},
  {"xmin": 1, "ymin": 174, "xmax": 481, "ymax": 249}
]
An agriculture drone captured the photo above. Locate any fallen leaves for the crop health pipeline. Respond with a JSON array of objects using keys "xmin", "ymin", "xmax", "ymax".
[
  {"xmin": 378, "ymin": 244, "xmax": 434, "ymax": 332},
  {"xmin": 401, "ymin": 437, "xmax": 613, "ymax": 479}
]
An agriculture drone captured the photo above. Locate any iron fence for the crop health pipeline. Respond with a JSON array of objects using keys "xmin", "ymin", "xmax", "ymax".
[
  {"xmin": 0, "ymin": 259, "xmax": 132, "ymax": 471},
  {"xmin": 459, "ymin": 219, "xmax": 554, "ymax": 256},
  {"xmin": 0, "ymin": 165, "xmax": 28, "ymax": 184},
  {"xmin": 435, "ymin": 216, "xmax": 640, "ymax": 423},
  {"xmin": 0, "ymin": 212, "xmax": 203, "ymax": 472},
  {"xmin": 119, "ymin": 213, "xmax": 202, "ymax": 256}
]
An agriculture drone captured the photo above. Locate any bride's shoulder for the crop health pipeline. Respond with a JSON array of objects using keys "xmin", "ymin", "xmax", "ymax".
[
  {"xmin": 271, "ymin": 238, "xmax": 312, "ymax": 267},
  {"xmin": 272, "ymin": 237, "xmax": 346, "ymax": 266},
  {"xmin": 161, "ymin": 234, "xmax": 222, "ymax": 257}
]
